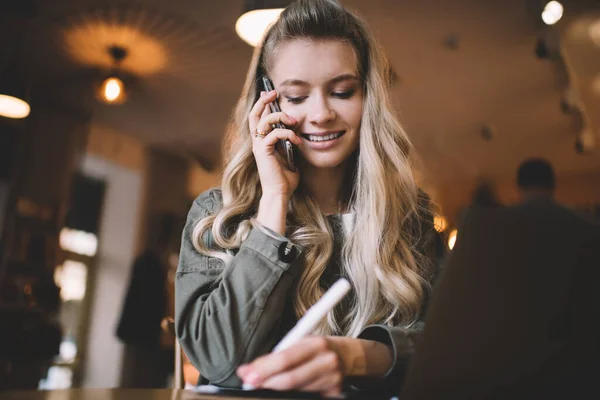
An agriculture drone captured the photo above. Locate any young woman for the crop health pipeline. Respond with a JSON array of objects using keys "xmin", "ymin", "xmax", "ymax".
[{"xmin": 175, "ymin": 0, "xmax": 434, "ymax": 396}]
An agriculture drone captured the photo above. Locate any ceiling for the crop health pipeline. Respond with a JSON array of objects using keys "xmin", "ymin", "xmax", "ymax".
[{"xmin": 1, "ymin": 0, "xmax": 600, "ymax": 188}]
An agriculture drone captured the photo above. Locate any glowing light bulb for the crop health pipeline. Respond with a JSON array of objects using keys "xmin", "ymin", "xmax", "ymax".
[
  {"xmin": 236, "ymin": 9, "xmax": 284, "ymax": 47},
  {"xmin": 0, "ymin": 94, "xmax": 30, "ymax": 118},
  {"xmin": 434, "ymin": 215, "xmax": 448, "ymax": 232},
  {"xmin": 589, "ymin": 20, "xmax": 600, "ymax": 47},
  {"xmin": 542, "ymin": 1, "xmax": 563, "ymax": 25},
  {"xmin": 100, "ymin": 77, "xmax": 125, "ymax": 104},
  {"xmin": 448, "ymin": 229, "xmax": 458, "ymax": 250}
]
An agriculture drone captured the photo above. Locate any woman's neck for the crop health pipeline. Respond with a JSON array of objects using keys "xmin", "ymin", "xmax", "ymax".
[{"xmin": 300, "ymin": 160, "xmax": 350, "ymax": 215}]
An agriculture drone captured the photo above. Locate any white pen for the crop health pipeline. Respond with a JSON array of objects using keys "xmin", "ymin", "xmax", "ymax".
[
  {"xmin": 243, "ymin": 277, "xmax": 352, "ymax": 390},
  {"xmin": 273, "ymin": 277, "xmax": 351, "ymax": 352}
]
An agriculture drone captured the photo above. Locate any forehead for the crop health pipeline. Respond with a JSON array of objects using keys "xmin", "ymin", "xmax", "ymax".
[{"xmin": 270, "ymin": 39, "xmax": 358, "ymax": 84}]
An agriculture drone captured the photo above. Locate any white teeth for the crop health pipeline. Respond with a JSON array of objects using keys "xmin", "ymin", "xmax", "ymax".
[{"xmin": 306, "ymin": 131, "xmax": 343, "ymax": 142}]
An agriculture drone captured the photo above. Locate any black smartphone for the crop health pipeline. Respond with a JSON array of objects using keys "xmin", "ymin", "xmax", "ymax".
[{"xmin": 261, "ymin": 76, "xmax": 296, "ymax": 172}]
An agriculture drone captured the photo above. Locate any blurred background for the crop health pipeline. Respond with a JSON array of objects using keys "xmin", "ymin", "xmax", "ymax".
[{"xmin": 0, "ymin": 0, "xmax": 598, "ymax": 391}]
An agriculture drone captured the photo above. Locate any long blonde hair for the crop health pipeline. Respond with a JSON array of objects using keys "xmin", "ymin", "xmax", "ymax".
[{"xmin": 192, "ymin": 0, "xmax": 433, "ymax": 337}]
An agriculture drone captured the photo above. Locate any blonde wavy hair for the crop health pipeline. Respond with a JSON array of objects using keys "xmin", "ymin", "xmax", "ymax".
[{"xmin": 192, "ymin": 0, "xmax": 433, "ymax": 337}]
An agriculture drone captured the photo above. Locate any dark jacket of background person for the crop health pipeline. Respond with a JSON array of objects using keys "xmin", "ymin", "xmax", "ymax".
[
  {"xmin": 116, "ymin": 250, "xmax": 167, "ymax": 348},
  {"xmin": 400, "ymin": 200, "xmax": 600, "ymax": 398},
  {"xmin": 116, "ymin": 214, "xmax": 183, "ymax": 388},
  {"xmin": 456, "ymin": 179, "xmax": 502, "ymax": 231},
  {"xmin": 116, "ymin": 250, "xmax": 171, "ymax": 388},
  {"xmin": 116, "ymin": 213, "xmax": 182, "ymax": 388}
]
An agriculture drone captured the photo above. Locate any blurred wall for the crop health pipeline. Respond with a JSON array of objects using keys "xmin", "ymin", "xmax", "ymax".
[
  {"xmin": 187, "ymin": 163, "xmax": 220, "ymax": 200},
  {"xmin": 0, "ymin": 101, "xmax": 90, "ymax": 389},
  {"xmin": 139, "ymin": 148, "xmax": 220, "ymax": 252},
  {"xmin": 79, "ymin": 126, "xmax": 146, "ymax": 388},
  {"xmin": 11, "ymin": 105, "xmax": 89, "ymax": 215},
  {"xmin": 78, "ymin": 126, "xmax": 221, "ymax": 388},
  {"xmin": 145, "ymin": 149, "xmax": 190, "ymax": 225}
]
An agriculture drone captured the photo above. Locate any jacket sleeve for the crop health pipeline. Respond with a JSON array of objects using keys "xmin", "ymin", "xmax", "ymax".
[
  {"xmin": 175, "ymin": 189, "xmax": 302, "ymax": 387},
  {"xmin": 351, "ymin": 323, "xmax": 422, "ymax": 394}
]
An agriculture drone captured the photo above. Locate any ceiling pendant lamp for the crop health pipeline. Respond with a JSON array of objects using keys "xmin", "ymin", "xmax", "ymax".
[
  {"xmin": 541, "ymin": 1, "xmax": 563, "ymax": 26},
  {"xmin": 235, "ymin": 0, "xmax": 291, "ymax": 47},
  {"xmin": 0, "ymin": 0, "xmax": 35, "ymax": 119},
  {"xmin": 97, "ymin": 45, "xmax": 129, "ymax": 105},
  {"xmin": 0, "ymin": 63, "xmax": 31, "ymax": 119}
]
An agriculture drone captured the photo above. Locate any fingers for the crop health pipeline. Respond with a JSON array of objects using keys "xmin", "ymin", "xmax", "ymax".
[
  {"xmin": 259, "ymin": 128, "xmax": 302, "ymax": 148},
  {"xmin": 261, "ymin": 352, "xmax": 342, "ymax": 393},
  {"xmin": 260, "ymin": 105, "xmax": 269, "ymax": 120},
  {"xmin": 249, "ymin": 91, "xmax": 297, "ymax": 138},
  {"xmin": 237, "ymin": 337, "xmax": 334, "ymax": 387},
  {"xmin": 256, "ymin": 112, "xmax": 297, "ymax": 135},
  {"xmin": 249, "ymin": 90, "xmax": 278, "ymax": 133},
  {"xmin": 304, "ymin": 374, "xmax": 343, "ymax": 397},
  {"xmin": 238, "ymin": 340, "xmax": 321, "ymax": 386},
  {"xmin": 249, "ymin": 91, "xmax": 275, "ymax": 127}
]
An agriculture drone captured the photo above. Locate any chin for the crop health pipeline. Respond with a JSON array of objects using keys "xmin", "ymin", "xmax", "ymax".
[{"xmin": 298, "ymin": 150, "xmax": 355, "ymax": 169}]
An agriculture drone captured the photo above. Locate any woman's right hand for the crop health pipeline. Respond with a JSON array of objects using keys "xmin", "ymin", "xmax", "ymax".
[{"xmin": 249, "ymin": 90, "xmax": 302, "ymax": 201}]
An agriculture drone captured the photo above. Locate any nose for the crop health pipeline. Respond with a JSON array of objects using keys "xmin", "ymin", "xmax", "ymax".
[{"xmin": 307, "ymin": 93, "xmax": 336, "ymax": 125}]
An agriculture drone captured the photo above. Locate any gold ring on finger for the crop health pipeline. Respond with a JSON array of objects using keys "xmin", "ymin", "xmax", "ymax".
[{"xmin": 253, "ymin": 128, "xmax": 268, "ymax": 138}]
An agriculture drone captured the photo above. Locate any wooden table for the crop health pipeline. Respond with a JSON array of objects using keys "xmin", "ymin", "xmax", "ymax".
[{"xmin": 1, "ymin": 388, "xmax": 319, "ymax": 400}]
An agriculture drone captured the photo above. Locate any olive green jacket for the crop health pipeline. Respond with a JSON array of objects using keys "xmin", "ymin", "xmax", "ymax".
[{"xmin": 175, "ymin": 188, "xmax": 431, "ymax": 392}]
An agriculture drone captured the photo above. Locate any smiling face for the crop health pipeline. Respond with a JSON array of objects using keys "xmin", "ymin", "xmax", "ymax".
[{"xmin": 269, "ymin": 39, "xmax": 363, "ymax": 169}]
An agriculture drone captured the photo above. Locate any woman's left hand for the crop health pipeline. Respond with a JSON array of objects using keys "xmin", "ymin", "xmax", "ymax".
[{"xmin": 237, "ymin": 336, "xmax": 345, "ymax": 397}]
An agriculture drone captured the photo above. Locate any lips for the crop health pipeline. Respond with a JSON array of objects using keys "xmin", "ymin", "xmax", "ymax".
[{"xmin": 301, "ymin": 131, "xmax": 346, "ymax": 142}]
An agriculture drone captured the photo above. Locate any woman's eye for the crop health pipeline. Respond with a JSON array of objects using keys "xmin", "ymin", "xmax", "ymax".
[
  {"xmin": 285, "ymin": 96, "xmax": 307, "ymax": 104},
  {"xmin": 332, "ymin": 90, "xmax": 355, "ymax": 99}
]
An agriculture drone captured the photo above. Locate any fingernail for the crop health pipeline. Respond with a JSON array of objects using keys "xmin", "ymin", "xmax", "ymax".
[
  {"xmin": 289, "ymin": 115, "xmax": 297, "ymax": 123},
  {"xmin": 260, "ymin": 91, "xmax": 265, "ymax": 97},
  {"xmin": 269, "ymin": 90, "xmax": 276, "ymax": 95},
  {"xmin": 245, "ymin": 372, "xmax": 260, "ymax": 385}
]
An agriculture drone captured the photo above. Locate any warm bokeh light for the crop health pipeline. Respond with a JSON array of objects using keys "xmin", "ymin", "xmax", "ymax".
[
  {"xmin": 63, "ymin": 22, "xmax": 167, "ymax": 76},
  {"xmin": 59, "ymin": 341, "xmax": 77, "ymax": 362},
  {"xmin": 448, "ymin": 229, "xmax": 458, "ymax": 250},
  {"xmin": 0, "ymin": 94, "xmax": 30, "ymax": 119},
  {"xmin": 59, "ymin": 228, "xmax": 98, "ymax": 257},
  {"xmin": 542, "ymin": 1, "xmax": 563, "ymax": 25},
  {"xmin": 591, "ymin": 74, "xmax": 600, "ymax": 97},
  {"xmin": 589, "ymin": 20, "xmax": 600, "ymax": 47},
  {"xmin": 580, "ymin": 128, "xmax": 596, "ymax": 151},
  {"xmin": 54, "ymin": 260, "xmax": 88, "ymax": 301},
  {"xmin": 99, "ymin": 77, "xmax": 125, "ymax": 104},
  {"xmin": 433, "ymin": 215, "xmax": 448, "ymax": 232},
  {"xmin": 235, "ymin": 9, "xmax": 284, "ymax": 46}
]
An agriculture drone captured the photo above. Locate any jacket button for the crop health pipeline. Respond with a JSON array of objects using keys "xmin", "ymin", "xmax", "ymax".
[{"xmin": 278, "ymin": 242, "xmax": 297, "ymax": 263}]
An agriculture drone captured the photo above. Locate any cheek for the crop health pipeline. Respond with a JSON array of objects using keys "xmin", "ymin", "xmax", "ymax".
[
  {"xmin": 279, "ymin": 104, "xmax": 303, "ymax": 122},
  {"xmin": 347, "ymin": 102, "xmax": 363, "ymax": 129}
]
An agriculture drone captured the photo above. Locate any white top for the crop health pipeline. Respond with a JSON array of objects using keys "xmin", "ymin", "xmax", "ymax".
[{"xmin": 340, "ymin": 213, "xmax": 354, "ymax": 237}]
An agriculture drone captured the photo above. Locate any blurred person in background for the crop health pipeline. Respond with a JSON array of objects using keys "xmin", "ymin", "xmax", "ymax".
[
  {"xmin": 456, "ymin": 178, "xmax": 502, "ymax": 230},
  {"xmin": 470, "ymin": 179, "xmax": 501, "ymax": 208},
  {"xmin": 116, "ymin": 214, "xmax": 180, "ymax": 388},
  {"xmin": 517, "ymin": 158, "xmax": 556, "ymax": 203},
  {"xmin": 513, "ymin": 158, "xmax": 592, "ymax": 224}
]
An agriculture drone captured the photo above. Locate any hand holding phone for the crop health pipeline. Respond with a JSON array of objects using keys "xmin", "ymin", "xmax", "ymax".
[{"xmin": 261, "ymin": 76, "xmax": 296, "ymax": 172}]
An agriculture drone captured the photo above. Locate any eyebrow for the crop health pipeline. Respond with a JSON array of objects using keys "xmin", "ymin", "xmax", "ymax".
[{"xmin": 279, "ymin": 74, "xmax": 359, "ymax": 87}]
